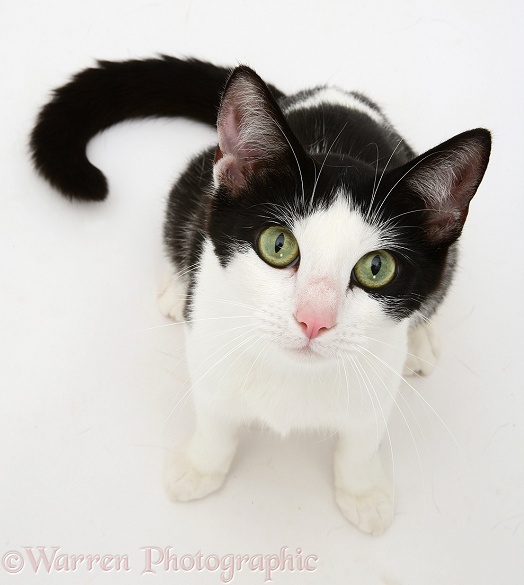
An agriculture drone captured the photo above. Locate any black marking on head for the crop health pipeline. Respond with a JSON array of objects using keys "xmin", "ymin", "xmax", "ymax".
[{"xmin": 163, "ymin": 65, "xmax": 491, "ymax": 325}]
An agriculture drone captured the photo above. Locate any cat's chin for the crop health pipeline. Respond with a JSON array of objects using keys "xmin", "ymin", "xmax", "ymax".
[{"xmin": 285, "ymin": 345, "xmax": 331, "ymax": 363}]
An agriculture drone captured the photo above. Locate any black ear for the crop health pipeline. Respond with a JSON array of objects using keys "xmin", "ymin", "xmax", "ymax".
[
  {"xmin": 213, "ymin": 66, "xmax": 305, "ymax": 195},
  {"xmin": 391, "ymin": 129, "xmax": 491, "ymax": 243}
]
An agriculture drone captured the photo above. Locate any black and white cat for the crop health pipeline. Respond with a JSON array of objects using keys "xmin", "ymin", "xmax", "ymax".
[{"xmin": 30, "ymin": 57, "xmax": 491, "ymax": 535}]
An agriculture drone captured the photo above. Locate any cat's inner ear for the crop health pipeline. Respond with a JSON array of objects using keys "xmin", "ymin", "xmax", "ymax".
[
  {"xmin": 213, "ymin": 65, "xmax": 302, "ymax": 194},
  {"xmin": 394, "ymin": 129, "xmax": 491, "ymax": 243}
]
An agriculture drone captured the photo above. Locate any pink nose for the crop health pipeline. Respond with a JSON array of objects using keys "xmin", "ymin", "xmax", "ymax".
[{"xmin": 295, "ymin": 307, "xmax": 336, "ymax": 340}]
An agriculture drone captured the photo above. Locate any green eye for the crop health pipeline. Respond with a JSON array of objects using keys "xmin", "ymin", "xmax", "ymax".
[
  {"xmin": 353, "ymin": 250, "xmax": 397, "ymax": 289},
  {"xmin": 257, "ymin": 226, "xmax": 299, "ymax": 268}
]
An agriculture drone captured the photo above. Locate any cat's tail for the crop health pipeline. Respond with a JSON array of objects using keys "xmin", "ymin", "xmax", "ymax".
[{"xmin": 30, "ymin": 56, "xmax": 285, "ymax": 201}]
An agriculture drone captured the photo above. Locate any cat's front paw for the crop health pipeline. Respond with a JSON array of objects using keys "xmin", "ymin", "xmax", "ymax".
[
  {"xmin": 335, "ymin": 483, "xmax": 394, "ymax": 536},
  {"xmin": 165, "ymin": 451, "xmax": 226, "ymax": 502},
  {"xmin": 403, "ymin": 320, "xmax": 440, "ymax": 376},
  {"xmin": 158, "ymin": 270, "xmax": 187, "ymax": 322}
]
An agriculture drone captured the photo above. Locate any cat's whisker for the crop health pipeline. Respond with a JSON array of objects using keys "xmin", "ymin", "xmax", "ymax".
[
  {"xmin": 203, "ymin": 322, "xmax": 259, "ymax": 342},
  {"xmin": 342, "ymin": 355, "xmax": 366, "ymax": 426},
  {"xmin": 347, "ymin": 353, "xmax": 369, "ymax": 423},
  {"xmin": 416, "ymin": 314, "xmax": 432, "ymax": 326},
  {"xmin": 373, "ymin": 149, "xmax": 449, "ymax": 221},
  {"xmin": 155, "ymin": 293, "xmax": 259, "ymax": 313},
  {"xmin": 269, "ymin": 115, "xmax": 306, "ymax": 210},
  {"xmin": 361, "ymin": 333, "xmax": 457, "ymax": 381},
  {"xmin": 371, "ymin": 142, "xmax": 380, "ymax": 201},
  {"xmin": 309, "ymin": 121, "xmax": 350, "ymax": 213},
  {"xmin": 248, "ymin": 200, "xmax": 299, "ymax": 228},
  {"xmin": 347, "ymin": 354, "xmax": 396, "ymax": 486},
  {"xmin": 214, "ymin": 332, "xmax": 265, "ymax": 409},
  {"xmin": 355, "ymin": 343, "xmax": 470, "ymax": 473},
  {"xmin": 313, "ymin": 163, "xmax": 357, "ymax": 170},
  {"xmin": 156, "ymin": 322, "xmax": 257, "ymax": 388},
  {"xmin": 378, "ymin": 244, "xmax": 418, "ymax": 260},
  {"xmin": 380, "ymin": 207, "xmax": 427, "ymax": 228},
  {"xmin": 312, "ymin": 429, "xmax": 338, "ymax": 444},
  {"xmin": 367, "ymin": 138, "xmax": 404, "ymax": 221},
  {"xmin": 312, "ymin": 365, "xmax": 340, "ymax": 444},
  {"xmin": 163, "ymin": 322, "xmax": 260, "ymax": 398},
  {"xmin": 163, "ymin": 262, "xmax": 200, "ymax": 284},
  {"xmin": 239, "ymin": 338, "xmax": 270, "ymax": 430},
  {"xmin": 348, "ymin": 355, "xmax": 383, "ymax": 442},
  {"xmin": 339, "ymin": 356, "xmax": 353, "ymax": 421},
  {"xmin": 158, "ymin": 328, "xmax": 260, "ymax": 435},
  {"xmin": 206, "ymin": 299, "xmax": 258, "ymax": 311},
  {"xmin": 128, "ymin": 314, "xmax": 254, "ymax": 335},
  {"xmin": 356, "ymin": 348, "xmax": 429, "ymax": 501}
]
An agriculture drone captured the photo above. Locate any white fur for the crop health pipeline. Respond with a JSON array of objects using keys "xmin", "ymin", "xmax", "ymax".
[
  {"xmin": 158, "ymin": 266, "xmax": 187, "ymax": 321},
  {"xmin": 284, "ymin": 87, "xmax": 386, "ymax": 126},
  {"xmin": 404, "ymin": 320, "xmax": 440, "ymax": 376},
  {"xmin": 163, "ymin": 196, "xmax": 412, "ymax": 535}
]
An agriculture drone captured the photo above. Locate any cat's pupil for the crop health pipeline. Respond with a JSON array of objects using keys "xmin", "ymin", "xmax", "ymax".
[
  {"xmin": 275, "ymin": 233, "xmax": 285, "ymax": 254},
  {"xmin": 371, "ymin": 255, "xmax": 382, "ymax": 277}
]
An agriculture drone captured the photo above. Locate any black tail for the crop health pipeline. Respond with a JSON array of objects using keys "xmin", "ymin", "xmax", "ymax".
[{"xmin": 30, "ymin": 56, "xmax": 285, "ymax": 201}]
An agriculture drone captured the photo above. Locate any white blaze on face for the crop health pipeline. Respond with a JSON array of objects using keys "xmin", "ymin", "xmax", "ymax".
[
  {"xmin": 291, "ymin": 195, "xmax": 381, "ymax": 338},
  {"xmin": 196, "ymin": 193, "xmax": 400, "ymax": 362}
]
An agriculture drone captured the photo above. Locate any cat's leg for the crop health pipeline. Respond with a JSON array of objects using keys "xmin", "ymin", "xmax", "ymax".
[
  {"xmin": 334, "ymin": 426, "xmax": 394, "ymax": 536},
  {"xmin": 403, "ymin": 319, "xmax": 440, "ymax": 376},
  {"xmin": 165, "ymin": 408, "xmax": 238, "ymax": 502},
  {"xmin": 157, "ymin": 261, "xmax": 188, "ymax": 322}
]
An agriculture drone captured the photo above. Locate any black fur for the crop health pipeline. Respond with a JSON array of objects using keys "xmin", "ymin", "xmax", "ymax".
[
  {"xmin": 30, "ymin": 57, "xmax": 491, "ymax": 323},
  {"xmin": 30, "ymin": 56, "xmax": 283, "ymax": 201}
]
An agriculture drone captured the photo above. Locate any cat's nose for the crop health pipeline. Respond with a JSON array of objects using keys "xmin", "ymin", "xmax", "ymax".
[{"xmin": 295, "ymin": 307, "xmax": 336, "ymax": 340}]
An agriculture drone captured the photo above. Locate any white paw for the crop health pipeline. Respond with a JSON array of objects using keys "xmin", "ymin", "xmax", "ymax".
[
  {"xmin": 165, "ymin": 451, "xmax": 226, "ymax": 502},
  {"xmin": 335, "ymin": 483, "xmax": 394, "ymax": 536},
  {"xmin": 403, "ymin": 320, "xmax": 440, "ymax": 376},
  {"xmin": 158, "ymin": 268, "xmax": 187, "ymax": 322}
]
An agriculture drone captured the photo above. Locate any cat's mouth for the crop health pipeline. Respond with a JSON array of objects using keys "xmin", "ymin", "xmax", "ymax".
[
  {"xmin": 294, "ymin": 345, "xmax": 318, "ymax": 357},
  {"xmin": 286, "ymin": 342, "xmax": 331, "ymax": 362},
  {"xmin": 281, "ymin": 335, "xmax": 360, "ymax": 363}
]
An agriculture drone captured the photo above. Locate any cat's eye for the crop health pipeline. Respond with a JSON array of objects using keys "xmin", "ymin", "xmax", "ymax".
[
  {"xmin": 257, "ymin": 226, "xmax": 299, "ymax": 268},
  {"xmin": 353, "ymin": 250, "xmax": 396, "ymax": 289}
]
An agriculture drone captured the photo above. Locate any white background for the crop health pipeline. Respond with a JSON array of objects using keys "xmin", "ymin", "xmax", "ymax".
[{"xmin": 1, "ymin": 1, "xmax": 523, "ymax": 583}]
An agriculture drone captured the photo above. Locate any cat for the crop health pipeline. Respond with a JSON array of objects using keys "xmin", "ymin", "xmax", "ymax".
[{"xmin": 30, "ymin": 56, "xmax": 491, "ymax": 536}]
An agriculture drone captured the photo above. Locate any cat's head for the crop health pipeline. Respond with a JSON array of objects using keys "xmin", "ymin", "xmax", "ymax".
[{"xmin": 205, "ymin": 66, "xmax": 491, "ymax": 362}]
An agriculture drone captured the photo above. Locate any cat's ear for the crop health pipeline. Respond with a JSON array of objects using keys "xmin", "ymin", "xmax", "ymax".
[
  {"xmin": 213, "ymin": 65, "xmax": 305, "ymax": 195},
  {"xmin": 391, "ymin": 129, "xmax": 491, "ymax": 243}
]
